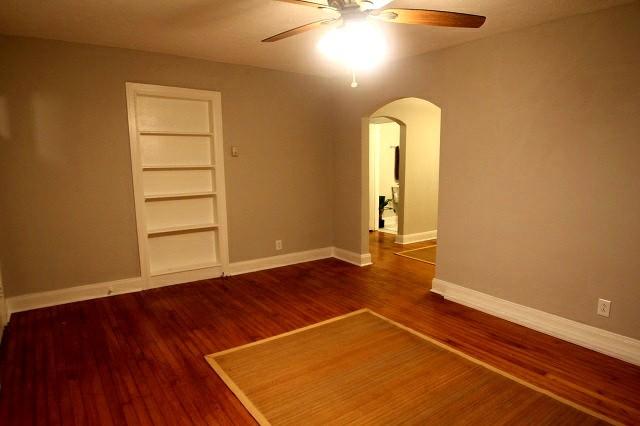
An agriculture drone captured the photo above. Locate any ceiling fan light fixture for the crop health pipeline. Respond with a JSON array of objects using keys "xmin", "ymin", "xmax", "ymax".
[
  {"xmin": 266, "ymin": 0, "xmax": 486, "ymax": 85},
  {"xmin": 317, "ymin": 20, "xmax": 387, "ymax": 72}
]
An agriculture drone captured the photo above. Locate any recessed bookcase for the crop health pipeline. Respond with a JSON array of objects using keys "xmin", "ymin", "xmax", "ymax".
[{"xmin": 126, "ymin": 83, "xmax": 229, "ymax": 288}]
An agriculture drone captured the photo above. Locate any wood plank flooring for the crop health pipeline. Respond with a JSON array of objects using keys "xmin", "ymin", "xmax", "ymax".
[{"xmin": 1, "ymin": 232, "xmax": 639, "ymax": 425}]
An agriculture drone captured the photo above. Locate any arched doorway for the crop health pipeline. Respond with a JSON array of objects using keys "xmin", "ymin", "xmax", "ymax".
[{"xmin": 363, "ymin": 97, "xmax": 441, "ymax": 259}]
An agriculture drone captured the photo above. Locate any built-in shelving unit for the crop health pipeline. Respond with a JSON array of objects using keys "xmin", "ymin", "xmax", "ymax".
[{"xmin": 126, "ymin": 83, "xmax": 229, "ymax": 288}]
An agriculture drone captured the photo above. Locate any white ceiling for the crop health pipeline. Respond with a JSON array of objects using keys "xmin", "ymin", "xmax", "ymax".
[{"xmin": 0, "ymin": 0, "xmax": 633, "ymax": 76}]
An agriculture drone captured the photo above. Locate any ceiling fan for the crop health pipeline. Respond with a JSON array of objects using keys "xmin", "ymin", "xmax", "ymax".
[
  {"xmin": 262, "ymin": 0, "xmax": 486, "ymax": 43},
  {"xmin": 262, "ymin": 0, "xmax": 486, "ymax": 86}
]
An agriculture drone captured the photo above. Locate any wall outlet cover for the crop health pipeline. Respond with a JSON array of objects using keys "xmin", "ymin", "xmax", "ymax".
[{"xmin": 597, "ymin": 299, "xmax": 611, "ymax": 317}]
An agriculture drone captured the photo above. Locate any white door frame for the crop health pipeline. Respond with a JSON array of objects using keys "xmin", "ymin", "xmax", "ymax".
[
  {"xmin": 369, "ymin": 123, "xmax": 380, "ymax": 231},
  {"xmin": 125, "ymin": 82, "xmax": 229, "ymax": 289}
]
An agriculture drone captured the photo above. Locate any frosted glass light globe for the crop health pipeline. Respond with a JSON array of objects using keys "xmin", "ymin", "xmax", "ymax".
[{"xmin": 317, "ymin": 20, "xmax": 387, "ymax": 71}]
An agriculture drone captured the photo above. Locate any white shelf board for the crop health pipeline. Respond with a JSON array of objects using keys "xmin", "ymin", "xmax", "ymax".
[
  {"xmin": 144, "ymin": 191, "xmax": 216, "ymax": 201},
  {"xmin": 142, "ymin": 164, "xmax": 214, "ymax": 170},
  {"xmin": 138, "ymin": 130, "xmax": 213, "ymax": 137},
  {"xmin": 150, "ymin": 261, "xmax": 221, "ymax": 276},
  {"xmin": 147, "ymin": 223, "xmax": 219, "ymax": 236}
]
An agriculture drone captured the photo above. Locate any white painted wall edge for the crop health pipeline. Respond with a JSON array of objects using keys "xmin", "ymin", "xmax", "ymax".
[
  {"xmin": 395, "ymin": 230, "xmax": 437, "ymax": 244},
  {"xmin": 431, "ymin": 278, "xmax": 640, "ymax": 366},
  {"xmin": 332, "ymin": 247, "xmax": 373, "ymax": 267},
  {"xmin": 3, "ymin": 246, "xmax": 372, "ymax": 318}
]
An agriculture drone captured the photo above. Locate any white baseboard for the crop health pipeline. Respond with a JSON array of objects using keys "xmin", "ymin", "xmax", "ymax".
[
  {"xmin": 6, "ymin": 277, "xmax": 144, "ymax": 318},
  {"xmin": 227, "ymin": 247, "xmax": 334, "ymax": 276},
  {"xmin": 149, "ymin": 265, "xmax": 223, "ymax": 289},
  {"xmin": 332, "ymin": 247, "xmax": 372, "ymax": 267},
  {"xmin": 3, "ymin": 246, "xmax": 374, "ymax": 318},
  {"xmin": 395, "ymin": 230, "xmax": 437, "ymax": 244},
  {"xmin": 431, "ymin": 278, "xmax": 640, "ymax": 366},
  {"xmin": 227, "ymin": 246, "xmax": 372, "ymax": 275}
]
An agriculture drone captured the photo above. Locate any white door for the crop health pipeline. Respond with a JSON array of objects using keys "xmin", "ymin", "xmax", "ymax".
[{"xmin": 126, "ymin": 83, "xmax": 229, "ymax": 289}]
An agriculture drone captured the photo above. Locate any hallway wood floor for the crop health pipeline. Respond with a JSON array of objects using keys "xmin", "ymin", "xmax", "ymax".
[{"xmin": 1, "ymin": 232, "xmax": 639, "ymax": 425}]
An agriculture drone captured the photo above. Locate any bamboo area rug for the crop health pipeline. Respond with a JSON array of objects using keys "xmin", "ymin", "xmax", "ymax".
[
  {"xmin": 395, "ymin": 245, "xmax": 437, "ymax": 265},
  {"xmin": 205, "ymin": 309, "xmax": 613, "ymax": 425}
]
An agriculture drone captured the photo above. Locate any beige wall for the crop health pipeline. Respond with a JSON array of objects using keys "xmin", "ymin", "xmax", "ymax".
[
  {"xmin": 372, "ymin": 98, "xmax": 440, "ymax": 236},
  {"xmin": 0, "ymin": 36, "xmax": 335, "ymax": 297},
  {"xmin": 1, "ymin": 3, "xmax": 639, "ymax": 341},
  {"xmin": 332, "ymin": 3, "xmax": 640, "ymax": 339}
]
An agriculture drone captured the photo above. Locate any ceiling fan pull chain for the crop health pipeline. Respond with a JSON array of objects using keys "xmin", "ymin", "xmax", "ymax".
[{"xmin": 351, "ymin": 69, "xmax": 359, "ymax": 88}]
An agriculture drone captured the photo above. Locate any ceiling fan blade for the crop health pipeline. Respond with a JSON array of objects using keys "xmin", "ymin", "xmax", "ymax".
[
  {"xmin": 273, "ymin": 0, "xmax": 337, "ymax": 10},
  {"xmin": 262, "ymin": 19, "xmax": 337, "ymax": 42},
  {"xmin": 371, "ymin": 9, "xmax": 486, "ymax": 28}
]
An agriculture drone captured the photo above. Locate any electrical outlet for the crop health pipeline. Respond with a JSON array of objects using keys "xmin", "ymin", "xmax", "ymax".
[
  {"xmin": 231, "ymin": 146, "xmax": 240, "ymax": 157},
  {"xmin": 597, "ymin": 299, "xmax": 611, "ymax": 317},
  {"xmin": 275, "ymin": 240, "xmax": 283, "ymax": 251}
]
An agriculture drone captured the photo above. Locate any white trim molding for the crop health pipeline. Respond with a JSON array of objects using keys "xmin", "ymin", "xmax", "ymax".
[
  {"xmin": 125, "ymin": 83, "xmax": 230, "ymax": 291},
  {"xmin": 149, "ymin": 267, "xmax": 222, "ymax": 289},
  {"xmin": 227, "ymin": 247, "xmax": 372, "ymax": 275},
  {"xmin": 332, "ymin": 247, "xmax": 373, "ymax": 267},
  {"xmin": 6, "ymin": 277, "xmax": 144, "ymax": 317},
  {"xmin": 227, "ymin": 247, "xmax": 334, "ymax": 276},
  {"xmin": 431, "ymin": 278, "xmax": 640, "ymax": 366},
  {"xmin": 4, "ymin": 246, "xmax": 374, "ymax": 318},
  {"xmin": 395, "ymin": 230, "xmax": 437, "ymax": 245}
]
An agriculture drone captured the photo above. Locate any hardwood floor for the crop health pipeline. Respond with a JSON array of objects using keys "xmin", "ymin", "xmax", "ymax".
[{"xmin": 0, "ymin": 232, "xmax": 639, "ymax": 425}]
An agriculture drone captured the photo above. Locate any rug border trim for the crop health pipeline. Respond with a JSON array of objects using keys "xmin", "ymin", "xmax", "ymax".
[
  {"xmin": 205, "ymin": 308, "xmax": 620, "ymax": 426},
  {"xmin": 394, "ymin": 244, "xmax": 437, "ymax": 265},
  {"xmin": 368, "ymin": 310, "xmax": 620, "ymax": 426},
  {"xmin": 205, "ymin": 356, "xmax": 272, "ymax": 425},
  {"xmin": 203, "ymin": 309, "xmax": 369, "ymax": 426}
]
